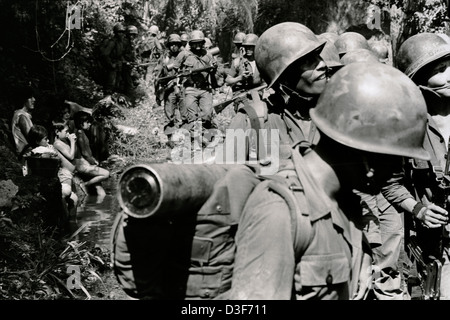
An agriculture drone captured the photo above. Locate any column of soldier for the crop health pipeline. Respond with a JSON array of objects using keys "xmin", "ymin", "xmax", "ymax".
[{"xmin": 113, "ymin": 21, "xmax": 450, "ymax": 300}]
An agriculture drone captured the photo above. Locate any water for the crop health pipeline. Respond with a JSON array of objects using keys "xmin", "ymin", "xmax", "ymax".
[{"xmin": 68, "ymin": 177, "xmax": 120, "ymax": 249}]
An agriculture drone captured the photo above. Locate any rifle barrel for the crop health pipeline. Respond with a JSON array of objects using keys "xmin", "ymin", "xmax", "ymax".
[{"xmin": 156, "ymin": 66, "xmax": 215, "ymax": 82}]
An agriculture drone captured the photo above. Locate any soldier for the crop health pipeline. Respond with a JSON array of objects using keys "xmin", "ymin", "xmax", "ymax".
[
  {"xmin": 180, "ymin": 32, "xmax": 190, "ymax": 52},
  {"xmin": 226, "ymin": 60, "xmax": 431, "ymax": 300},
  {"xmin": 157, "ymin": 34, "xmax": 186, "ymax": 133},
  {"xmin": 217, "ymin": 22, "xmax": 339, "ymax": 164},
  {"xmin": 231, "ymin": 32, "xmax": 246, "ymax": 66},
  {"xmin": 395, "ymin": 32, "xmax": 450, "ymax": 299},
  {"xmin": 172, "ymin": 29, "xmax": 218, "ymax": 144},
  {"xmin": 225, "ymin": 33, "xmax": 265, "ymax": 112},
  {"xmin": 143, "ymin": 25, "xmax": 163, "ymax": 83},
  {"xmin": 100, "ymin": 23, "xmax": 126, "ymax": 95},
  {"xmin": 340, "ymin": 50, "xmax": 408, "ymax": 300}
]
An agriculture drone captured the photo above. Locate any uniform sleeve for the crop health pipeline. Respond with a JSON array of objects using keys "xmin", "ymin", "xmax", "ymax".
[{"xmin": 380, "ymin": 159, "xmax": 415, "ymax": 208}]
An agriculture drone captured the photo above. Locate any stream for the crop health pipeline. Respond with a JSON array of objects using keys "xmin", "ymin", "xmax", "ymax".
[{"xmin": 68, "ymin": 176, "xmax": 120, "ymax": 250}]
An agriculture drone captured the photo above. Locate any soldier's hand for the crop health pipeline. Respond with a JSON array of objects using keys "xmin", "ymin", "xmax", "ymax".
[
  {"xmin": 241, "ymin": 71, "xmax": 251, "ymax": 79},
  {"xmin": 420, "ymin": 203, "xmax": 449, "ymax": 228}
]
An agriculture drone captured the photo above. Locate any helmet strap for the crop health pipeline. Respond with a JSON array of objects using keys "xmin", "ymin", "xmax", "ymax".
[
  {"xmin": 278, "ymin": 83, "xmax": 314, "ymax": 103},
  {"xmin": 419, "ymin": 84, "xmax": 450, "ymax": 98}
]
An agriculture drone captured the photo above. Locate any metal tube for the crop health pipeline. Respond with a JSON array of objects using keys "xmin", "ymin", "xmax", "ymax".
[{"xmin": 117, "ymin": 163, "xmax": 233, "ymax": 218}]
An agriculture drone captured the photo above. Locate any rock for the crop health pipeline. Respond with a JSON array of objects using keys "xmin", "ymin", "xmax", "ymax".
[{"xmin": 0, "ymin": 179, "xmax": 19, "ymax": 207}]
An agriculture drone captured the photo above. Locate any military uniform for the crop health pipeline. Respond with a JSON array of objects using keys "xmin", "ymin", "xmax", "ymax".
[{"xmin": 173, "ymin": 47, "xmax": 217, "ymax": 128}]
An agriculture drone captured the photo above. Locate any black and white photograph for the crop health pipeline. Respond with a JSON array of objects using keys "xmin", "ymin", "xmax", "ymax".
[{"xmin": 1, "ymin": 0, "xmax": 450, "ymax": 310}]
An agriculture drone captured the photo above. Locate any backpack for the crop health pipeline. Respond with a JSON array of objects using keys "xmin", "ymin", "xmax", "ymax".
[{"xmin": 111, "ymin": 149, "xmax": 313, "ymax": 299}]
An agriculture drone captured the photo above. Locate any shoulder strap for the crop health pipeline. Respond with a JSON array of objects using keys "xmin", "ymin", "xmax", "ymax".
[{"xmin": 257, "ymin": 175, "xmax": 313, "ymax": 259}]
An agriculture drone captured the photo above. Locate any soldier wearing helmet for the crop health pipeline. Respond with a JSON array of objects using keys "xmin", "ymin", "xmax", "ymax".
[
  {"xmin": 154, "ymin": 34, "xmax": 186, "ymax": 134},
  {"xmin": 225, "ymin": 61, "xmax": 430, "ymax": 300},
  {"xmin": 140, "ymin": 25, "xmax": 163, "ymax": 84},
  {"xmin": 225, "ymin": 33, "xmax": 265, "ymax": 112},
  {"xmin": 179, "ymin": 32, "xmax": 190, "ymax": 52},
  {"xmin": 232, "ymin": 31, "xmax": 246, "ymax": 59},
  {"xmin": 334, "ymin": 31, "xmax": 370, "ymax": 59},
  {"xmin": 172, "ymin": 29, "xmax": 218, "ymax": 145},
  {"xmin": 216, "ymin": 22, "xmax": 342, "ymax": 164},
  {"xmin": 339, "ymin": 49, "xmax": 411, "ymax": 300},
  {"xmin": 99, "ymin": 23, "xmax": 126, "ymax": 94},
  {"xmin": 395, "ymin": 32, "xmax": 450, "ymax": 300}
]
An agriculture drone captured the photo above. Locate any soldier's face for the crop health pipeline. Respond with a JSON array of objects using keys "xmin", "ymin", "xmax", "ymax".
[
  {"xmin": 282, "ymin": 53, "xmax": 328, "ymax": 96},
  {"xmin": 243, "ymin": 45, "xmax": 254, "ymax": 58},
  {"xmin": 426, "ymin": 57, "xmax": 450, "ymax": 98},
  {"xmin": 190, "ymin": 41, "xmax": 204, "ymax": 53}
]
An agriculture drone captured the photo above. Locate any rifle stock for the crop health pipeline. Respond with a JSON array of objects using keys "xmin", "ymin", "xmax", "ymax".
[{"xmin": 213, "ymin": 84, "xmax": 267, "ymax": 114}]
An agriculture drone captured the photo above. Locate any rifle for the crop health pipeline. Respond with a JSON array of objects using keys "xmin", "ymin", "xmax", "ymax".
[
  {"xmin": 406, "ymin": 234, "xmax": 443, "ymax": 300},
  {"xmin": 156, "ymin": 65, "xmax": 216, "ymax": 83},
  {"xmin": 213, "ymin": 83, "xmax": 267, "ymax": 114},
  {"xmin": 432, "ymin": 140, "xmax": 450, "ymax": 256},
  {"xmin": 405, "ymin": 140, "xmax": 450, "ymax": 300}
]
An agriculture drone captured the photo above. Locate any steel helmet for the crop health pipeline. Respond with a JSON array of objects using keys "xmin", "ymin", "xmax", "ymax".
[
  {"xmin": 189, "ymin": 30, "xmax": 205, "ymax": 43},
  {"xmin": 396, "ymin": 33, "xmax": 450, "ymax": 79},
  {"xmin": 180, "ymin": 33, "xmax": 190, "ymax": 42},
  {"xmin": 126, "ymin": 25, "xmax": 138, "ymax": 35},
  {"xmin": 438, "ymin": 33, "xmax": 450, "ymax": 44},
  {"xmin": 168, "ymin": 33, "xmax": 182, "ymax": 44},
  {"xmin": 242, "ymin": 33, "xmax": 259, "ymax": 46},
  {"xmin": 310, "ymin": 62, "xmax": 430, "ymax": 161},
  {"xmin": 113, "ymin": 23, "xmax": 125, "ymax": 34},
  {"xmin": 149, "ymin": 25, "xmax": 159, "ymax": 35},
  {"xmin": 340, "ymin": 48, "xmax": 379, "ymax": 65},
  {"xmin": 255, "ymin": 22, "xmax": 325, "ymax": 88},
  {"xmin": 335, "ymin": 32, "xmax": 370, "ymax": 56},
  {"xmin": 233, "ymin": 32, "xmax": 246, "ymax": 44},
  {"xmin": 369, "ymin": 42, "xmax": 389, "ymax": 61}
]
